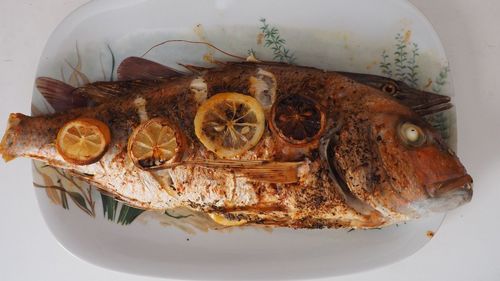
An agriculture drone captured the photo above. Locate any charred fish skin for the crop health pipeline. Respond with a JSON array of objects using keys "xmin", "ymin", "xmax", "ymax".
[{"xmin": 0, "ymin": 59, "xmax": 472, "ymax": 229}]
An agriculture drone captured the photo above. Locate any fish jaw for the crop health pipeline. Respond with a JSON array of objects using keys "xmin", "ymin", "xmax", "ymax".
[
  {"xmin": 409, "ymin": 174, "xmax": 472, "ymax": 216},
  {"xmin": 393, "ymin": 133, "xmax": 473, "ymax": 217}
]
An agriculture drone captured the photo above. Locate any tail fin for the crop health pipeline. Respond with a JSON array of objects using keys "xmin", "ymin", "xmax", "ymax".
[
  {"xmin": 0, "ymin": 112, "xmax": 73, "ymax": 166},
  {"xmin": 0, "ymin": 113, "xmax": 26, "ymax": 162}
]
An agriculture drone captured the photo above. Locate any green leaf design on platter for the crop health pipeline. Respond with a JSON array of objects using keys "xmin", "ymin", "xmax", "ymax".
[
  {"xmin": 107, "ymin": 44, "xmax": 115, "ymax": 82},
  {"xmin": 394, "ymin": 33, "xmax": 409, "ymax": 82},
  {"xmin": 67, "ymin": 191, "xmax": 91, "ymax": 215},
  {"xmin": 247, "ymin": 48, "xmax": 257, "ymax": 58},
  {"xmin": 425, "ymin": 112, "xmax": 450, "ymax": 140},
  {"xmin": 381, "ymin": 32, "xmax": 420, "ymax": 87},
  {"xmin": 258, "ymin": 18, "xmax": 296, "ymax": 64},
  {"xmin": 432, "ymin": 66, "xmax": 450, "ymax": 94},
  {"xmin": 425, "ymin": 66, "xmax": 452, "ymax": 140},
  {"xmin": 33, "ymin": 179, "xmax": 94, "ymax": 216},
  {"xmin": 406, "ymin": 43, "xmax": 420, "ymax": 88},
  {"xmin": 117, "ymin": 205, "xmax": 145, "ymax": 225},
  {"xmin": 379, "ymin": 31, "xmax": 420, "ymax": 88},
  {"xmin": 165, "ymin": 210, "xmax": 194, "ymax": 219},
  {"xmin": 100, "ymin": 193, "xmax": 145, "ymax": 225},
  {"xmin": 101, "ymin": 193, "xmax": 119, "ymax": 221},
  {"xmin": 379, "ymin": 50, "xmax": 393, "ymax": 77},
  {"xmin": 61, "ymin": 190, "xmax": 69, "ymax": 210}
]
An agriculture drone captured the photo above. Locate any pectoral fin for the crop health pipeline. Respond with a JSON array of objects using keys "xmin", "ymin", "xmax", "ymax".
[{"xmin": 71, "ymin": 80, "xmax": 167, "ymax": 104}]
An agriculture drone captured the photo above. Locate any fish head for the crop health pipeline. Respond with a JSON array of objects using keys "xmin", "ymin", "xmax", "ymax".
[{"xmin": 325, "ymin": 89, "xmax": 472, "ymax": 219}]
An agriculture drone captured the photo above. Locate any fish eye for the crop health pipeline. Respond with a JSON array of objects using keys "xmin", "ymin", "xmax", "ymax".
[
  {"xmin": 381, "ymin": 82, "xmax": 399, "ymax": 95},
  {"xmin": 398, "ymin": 122, "xmax": 426, "ymax": 147}
]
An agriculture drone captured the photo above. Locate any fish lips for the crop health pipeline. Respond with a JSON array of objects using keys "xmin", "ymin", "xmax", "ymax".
[{"xmin": 410, "ymin": 174, "xmax": 473, "ymax": 216}]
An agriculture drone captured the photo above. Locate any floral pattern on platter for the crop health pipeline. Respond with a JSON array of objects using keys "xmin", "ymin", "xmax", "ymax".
[{"xmin": 31, "ymin": 18, "xmax": 451, "ymax": 229}]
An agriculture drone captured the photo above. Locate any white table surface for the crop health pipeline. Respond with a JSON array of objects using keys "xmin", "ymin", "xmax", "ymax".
[{"xmin": 0, "ymin": 0, "xmax": 499, "ymax": 280}]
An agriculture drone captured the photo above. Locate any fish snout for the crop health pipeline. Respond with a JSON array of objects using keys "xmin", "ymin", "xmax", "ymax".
[{"xmin": 412, "ymin": 174, "xmax": 473, "ymax": 214}]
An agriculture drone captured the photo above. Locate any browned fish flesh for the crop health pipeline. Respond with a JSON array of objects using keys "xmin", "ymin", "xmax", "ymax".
[{"xmin": 0, "ymin": 58, "xmax": 472, "ymax": 229}]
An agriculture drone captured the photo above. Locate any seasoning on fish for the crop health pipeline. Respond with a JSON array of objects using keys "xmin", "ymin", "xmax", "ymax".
[{"xmin": 0, "ymin": 57, "xmax": 473, "ymax": 229}]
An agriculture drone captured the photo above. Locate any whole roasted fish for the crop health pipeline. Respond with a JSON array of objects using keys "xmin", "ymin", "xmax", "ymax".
[{"xmin": 0, "ymin": 58, "xmax": 472, "ymax": 228}]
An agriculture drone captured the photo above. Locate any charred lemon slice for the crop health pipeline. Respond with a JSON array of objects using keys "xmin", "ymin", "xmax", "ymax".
[
  {"xmin": 128, "ymin": 118, "xmax": 185, "ymax": 170},
  {"xmin": 194, "ymin": 92, "xmax": 265, "ymax": 158},
  {"xmin": 270, "ymin": 94, "xmax": 325, "ymax": 145},
  {"xmin": 56, "ymin": 118, "xmax": 111, "ymax": 165},
  {"xmin": 209, "ymin": 213, "xmax": 248, "ymax": 226}
]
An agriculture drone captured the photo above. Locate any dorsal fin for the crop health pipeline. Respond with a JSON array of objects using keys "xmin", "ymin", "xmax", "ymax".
[
  {"xmin": 117, "ymin": 56, "xmax": 184, "ymax": 80},
  {"xmin": 72, "ymin": 80, "xmax": 166, "ymax": 104},
  {"xmin": 337, "ymin": 72, "xmax": 453, "ymax": 116},
  {"xmin": 178, "ymin": 63, "xmax": 212, "ymax": 74},
  {"xmin": 36, "ymin": 77, "xmax": 168, "ymax": 110},
  {"xmin": 35, "ymin": 77, "xmax": 88, "ymax": 111}
]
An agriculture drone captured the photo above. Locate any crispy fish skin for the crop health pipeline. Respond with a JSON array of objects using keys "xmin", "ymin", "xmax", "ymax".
[{"xmin": 0, "ymin": 61, "xmax": 472, "ymax": 229}]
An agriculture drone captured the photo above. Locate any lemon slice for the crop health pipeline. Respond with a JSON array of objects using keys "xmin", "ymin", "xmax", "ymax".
[
  {"xmin": 209, "ymin": 213, "xmax": 248, "ymax": 226},
  {"xmin": 128, "ymin": 118, "xmax": 184, "ymax": 170},
  {"xmin": 194, "ymin": 92, "xmax": 265, "ymax": 158},
  {"xmin": 56, "ymin": 118, "xmax": 111, "ymax": 165},
  {"xmin": 270, "ymin": 94, "xmax": 325, "ymax": 145}
]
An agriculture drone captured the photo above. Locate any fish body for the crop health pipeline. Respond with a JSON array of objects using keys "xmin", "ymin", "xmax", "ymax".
[{"xmin": 0, "ymin": 58, "xmax": 472, "ymax": 229}]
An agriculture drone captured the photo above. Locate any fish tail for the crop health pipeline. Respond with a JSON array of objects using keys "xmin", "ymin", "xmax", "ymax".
[
  {"xmin": 0, "ymin": 113, "xmax": 65, "ymax": 165},
  {"xmin": 0, "ymin": 113, "xmax": 28, "ymax": 161}
]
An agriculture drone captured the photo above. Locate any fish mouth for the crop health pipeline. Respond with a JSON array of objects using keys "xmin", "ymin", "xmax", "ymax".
[
  {"xmin": 411, "ymin": 174, "xmax": 473, "ymax": 215},
  {"xmin": 430, "ymin": 174, "xmax": 473, "ymax": 198}
]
